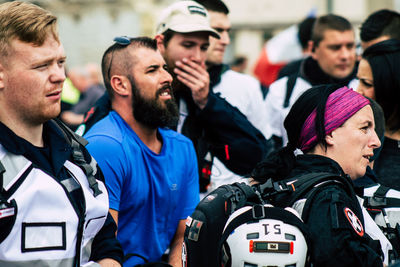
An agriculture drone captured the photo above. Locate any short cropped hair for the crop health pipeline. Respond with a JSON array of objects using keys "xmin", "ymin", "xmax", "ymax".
[
  {"xmin": 101, "ymin": 37, "xmax": 157, "ymax": 99},
  {"xmin": 0, "ymin": 1, "xmax": 59, "ymax": 59},
  {"xmin": 298, "ymin": 17, "xmax": 316, "ymax": 50},
  {"xmin": 194, "ymin": 0, "xmax": 229, "ymax": 14},
  {"xmin": 360, "ymin": 9, "xmax": 400, "ymax": 42},
  {"xmin": 311, "ymin": 14, "xmax": 353, "ymax": 47},
  {"xmin": 161, "ymin": 29, "xmax": 176, "ymax": 48}
]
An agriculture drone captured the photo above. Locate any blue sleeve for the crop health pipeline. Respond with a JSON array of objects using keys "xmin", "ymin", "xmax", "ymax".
[
  {"xmin": 85, "ymin": 135, "xmax": 126, "ymax": 212},
  {"xmin": 180, "ymin": 142, "xmax": 200, "ymax": 219}
]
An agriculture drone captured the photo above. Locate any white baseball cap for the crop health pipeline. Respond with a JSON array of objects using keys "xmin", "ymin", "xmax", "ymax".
[{"xmin": 156, "ymin": 1, "xmax": 220, "ymax": 39}]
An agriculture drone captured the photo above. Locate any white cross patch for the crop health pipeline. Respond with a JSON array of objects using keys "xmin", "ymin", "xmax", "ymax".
[{"xmin": 344, "ymin": 207, "xmax": 364, "ymax": 237}]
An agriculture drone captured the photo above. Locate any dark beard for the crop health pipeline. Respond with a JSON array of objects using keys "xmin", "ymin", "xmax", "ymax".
[{"xmin": 129, "ymin": 76, "xmax": 179, "ymax": 129}]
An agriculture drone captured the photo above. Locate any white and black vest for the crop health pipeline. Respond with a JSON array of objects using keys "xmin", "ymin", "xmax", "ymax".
[{"xmin": 0, "ymin": 144, "xmax": 109, "ymax": 267}]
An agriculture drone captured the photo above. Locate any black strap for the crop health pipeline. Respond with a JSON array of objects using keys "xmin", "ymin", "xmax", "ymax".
[
  {"xmin": 288, "ymin": 172, "xmax": 354, "ymax": 206},
  {"xmin": 70, "ymin": 139, "xmax": 102, "ymax": 197},
  {"xmin": 53, "ymin": 118, "xmax": 88, "ymax": 147},
  {"xmin": 0, "ymin": 161, "xmax": 5, "ymax": 197},
  {"xmin": 222, "ymin": 182, "xmax": 258, "ymax": 215},
  {"xmin": 364, "ymin": 185, "xmax": 400, "ymax": 209},
  {"xmin": 222, "ymin": 205, "xmax": 309, "ymax": 242},
  {"xmin": 52, "ymin": 119, "xmax": 102, "ymax": 197},
  {"xmin": 235, "ymin": 182, "xmax": 257, "ymax": 200},
  {"xmin": 217, "ymin": 205, "xmax": 310, "ymax": 265},
  {"xmin": 283, "ymin": 73, "xmax": 298, "ymax": 108},
  {"xmin": 259, "ymin": 172, "xmax": 354, "ymax": 207},
  {"xmin": 374, "ymin": 185, "xmax": 391, "ymax": 198},
  {"xmin": 1, "ymin": 164, "xmax": 34, "ymax": 201}
]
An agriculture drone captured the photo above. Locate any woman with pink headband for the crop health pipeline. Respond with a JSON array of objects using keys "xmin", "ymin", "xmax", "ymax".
[{"xmin": 252, "ymin": 84, "xmax": 385, "ymax": 266}]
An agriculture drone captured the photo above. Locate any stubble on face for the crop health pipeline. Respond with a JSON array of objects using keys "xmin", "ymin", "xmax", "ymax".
[
  {"xmin": 312, "ymin": 30, "xmax": 356, "ymax": 80},
  {"xmin": 1, "ymin": 37, "xmax": 65, "ymax": 126},
  {"xmin": 159, "ymin": 32, "xmax": 209, "ymax": 91}
]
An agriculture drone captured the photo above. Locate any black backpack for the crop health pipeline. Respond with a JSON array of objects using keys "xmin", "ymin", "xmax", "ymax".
[
  {"xmin": 183, "ymin": 172, "xmax": 354, "ymax": 267},
  {"xmin": 183, "ymin": 182, "xmax": 260, "ymax": 266}
]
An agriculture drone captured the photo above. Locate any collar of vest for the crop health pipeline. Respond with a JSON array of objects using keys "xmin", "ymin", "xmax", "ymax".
[{"xmin": 0, "ymin": 120, "xmax": 72, "ymax": 177}]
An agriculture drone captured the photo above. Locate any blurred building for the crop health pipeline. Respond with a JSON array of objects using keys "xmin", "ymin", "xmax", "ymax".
[{"xmin": 6, "ymin": 0, "xmax": 399, "ymax": 73}]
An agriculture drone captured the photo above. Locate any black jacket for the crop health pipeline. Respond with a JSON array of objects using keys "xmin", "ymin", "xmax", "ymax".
[
  {"xmin": 178, "ymin": 64, "xmax": 268, "ymax": 191},
  {"xmin": 175, "ymin": 88, "xmax": 268, "ymax": 191},
  {"xmin": 283, "ymin": 155, "xmax": 383, "ymax": 267}
]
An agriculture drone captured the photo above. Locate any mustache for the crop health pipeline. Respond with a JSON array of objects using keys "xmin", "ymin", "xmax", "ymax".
[{"xmin": 156, "ymin": 84, "xmax": 173, "ymax": 96}]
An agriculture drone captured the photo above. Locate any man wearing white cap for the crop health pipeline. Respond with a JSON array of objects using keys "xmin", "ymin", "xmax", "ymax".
[
  {"xmin": 155, "ymin": 0, "xmax": 268, "ymax": 194},
  {"xmin": 193, "ymin": 0, "xmax": 270, "ymax": 194}
]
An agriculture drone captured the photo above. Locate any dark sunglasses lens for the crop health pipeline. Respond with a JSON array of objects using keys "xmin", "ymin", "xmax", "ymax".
[{"xmin": 113, "ymin": 36, "xmax": 131, "ymax": 45}]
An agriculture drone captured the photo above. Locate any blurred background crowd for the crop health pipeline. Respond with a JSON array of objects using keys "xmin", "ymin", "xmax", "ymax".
[
  {"xmin": 1, "ymin": 0, "xmax": 397, "ymax": 130},
  {"xmin": 1, "ymin": 0, "xmax": 397, "ymax": 71}
]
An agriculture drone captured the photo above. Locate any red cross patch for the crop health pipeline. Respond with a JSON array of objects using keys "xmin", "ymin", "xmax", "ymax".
[{"xmin": 344, "ymin": 207, "xmax": 364, "ymax": 237}]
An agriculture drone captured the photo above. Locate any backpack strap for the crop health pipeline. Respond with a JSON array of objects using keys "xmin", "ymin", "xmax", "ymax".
[
  {"xmin": 222, "ymin": 182, "xmax": 259, "ymax": 215},
  {"xmin": 364, "ymin": 185, "xmax": 400, "ymax": 209},
  {"xmin": 283, "ymin": 73, "xmax": 298, "ymax": 108},
  {"xmin": 288, "ymin": 172, "xmax": 355, "ymax": 206},
  {"xmin": 363, "ymin": 184, "xmax": 400, "ymax": 260},
  {"xmin": 374, "ymin": 185, "xmax": 391, "ymax": 198},
  {"xmin": 0, "ymin": 161, "xmax": 5, "ymax": 199},
  {"xmin": 257, "ymin": 172, "xmax": 355, "ymax": 224},
  {"xmin": 258, "ymin": 172, "xmax": 354, "ymax": 205},
  {"xmin": 53, "ymin": 118, "xmax": 88, "ymax": 146},
  {"xmin": 221, "ymin": 205, "xmax": 309, "ymax": 244},
  {"xmin": 52, "ymin": 119, "xmax": 102, "ymax": 197}
]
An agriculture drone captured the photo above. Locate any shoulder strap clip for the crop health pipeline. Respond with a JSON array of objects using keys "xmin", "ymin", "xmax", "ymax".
[
  {"xmin": 70, "ymin": 139, "xmax": 102, "ymax": 197},
  {"xmin": 252, "ymin": 204, "xmax": 266, "ymax": 219}
]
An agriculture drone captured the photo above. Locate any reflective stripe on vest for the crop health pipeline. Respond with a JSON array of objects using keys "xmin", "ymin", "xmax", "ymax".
[{"xmin": 0, "ymin": 257, "xmax": 74, "ymax": 267}]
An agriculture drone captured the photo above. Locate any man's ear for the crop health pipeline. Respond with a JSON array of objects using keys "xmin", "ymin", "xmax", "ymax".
[
  {"xmin": 110, "ymin": 75, "xmax": 130, "ymax": 97},
  {"xmin": 309, "ymin": 40, "xmax": 317, "ymax": 60},
  {"xmin": 304, "ymin": 40, "xmax": 313, "ymax": 55},
  {"xmin": 155, "ymin": 34, "xmax": 165, "ymax": 54}
]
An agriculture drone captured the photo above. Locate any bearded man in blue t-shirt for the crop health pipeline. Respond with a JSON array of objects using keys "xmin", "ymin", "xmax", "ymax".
[{"xmin": 85, "ymin": 36, "xmax": 199, "ymax": 267}]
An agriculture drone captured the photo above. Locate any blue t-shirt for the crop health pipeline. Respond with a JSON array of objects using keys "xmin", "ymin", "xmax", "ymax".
[{"xmin": 85, "ymin": 111, "xmax": 199, "ymax": 266}]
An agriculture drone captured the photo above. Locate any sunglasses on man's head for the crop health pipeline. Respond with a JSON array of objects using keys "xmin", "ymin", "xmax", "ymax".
[
  {"xmin": 107, "ymin": 36, "xmax": 133, "ymax": 81},
  {"xmin": 113, "ymin": 36, "xmax": 132, "ymax": 46}
]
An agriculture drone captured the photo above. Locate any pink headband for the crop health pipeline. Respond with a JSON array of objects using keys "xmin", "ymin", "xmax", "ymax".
[{"xmin": 298, "ymin": 86, "xmax": 370, "ymax": 152}]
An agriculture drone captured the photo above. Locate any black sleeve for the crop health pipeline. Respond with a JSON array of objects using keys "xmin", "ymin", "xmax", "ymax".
[
  {"xmin": 89, "ymin": 212, "xmax": 124, "ymax": 263},
  {"xmin": 305, "ymin": 185, "xmax": 383, "ymax": 267},
  {"xmin": 196, "ymin": 91, "xmax": 269, "ymax": 176},
  {"xmin": 79, "ymin": 92, "xmax": 112, "ymax": 135}
]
